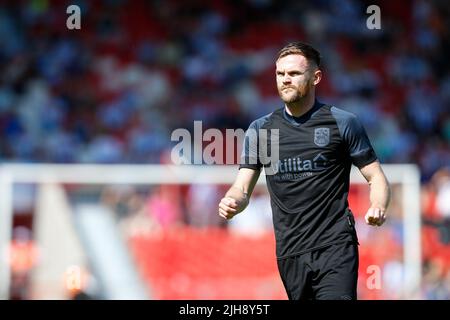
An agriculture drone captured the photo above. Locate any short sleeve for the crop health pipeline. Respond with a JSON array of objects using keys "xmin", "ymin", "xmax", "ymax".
[
  {"xmin": 239, "ymin": 120, "xmax": 263, "ymax": 171},
  {"xmin": 332, "ymin": 107, "xmax": 378, "ymax": 168}
]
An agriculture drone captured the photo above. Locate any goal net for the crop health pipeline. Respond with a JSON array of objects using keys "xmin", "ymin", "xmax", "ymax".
[{"xmin": 0, "ymin": 164, "xmax": 420, "ymax": 300}]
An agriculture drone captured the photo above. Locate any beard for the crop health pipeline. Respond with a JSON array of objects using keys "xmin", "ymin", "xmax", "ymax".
[{"xmin": 278, "ymin": 85, "xmax": 309, "ymax": 103}]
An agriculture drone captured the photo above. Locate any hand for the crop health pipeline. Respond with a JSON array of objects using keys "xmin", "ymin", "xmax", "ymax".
[
  {"xmin": 218, "ymin": 197, "xmax": 241, "ymax": 220},
  {"xmin": 365, "ymin": 207, "xmax": 386, "ymax": 226}
]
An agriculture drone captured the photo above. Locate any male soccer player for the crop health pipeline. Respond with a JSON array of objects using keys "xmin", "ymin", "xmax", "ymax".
[{"xmin": 218, "ymin": 42, "xmax": 391, "ymax": 300}]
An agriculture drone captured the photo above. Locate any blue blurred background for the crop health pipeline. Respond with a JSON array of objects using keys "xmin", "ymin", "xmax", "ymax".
[{"xmin": 0, "ymin": 0, "xmax": 448, "ymax": 177}]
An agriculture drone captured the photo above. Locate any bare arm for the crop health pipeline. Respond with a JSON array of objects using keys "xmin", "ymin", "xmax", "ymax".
[
  {"xmin": 359, "ymin": 160, "xmax": 391, "ymax": 226},
  {"xmin": 218, "ymin": 168, "xmax": 261, "ymax": 220}
]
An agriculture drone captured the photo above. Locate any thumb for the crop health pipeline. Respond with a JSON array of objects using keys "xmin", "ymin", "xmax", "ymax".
[
  {"xmin": 225, "ymin": 197, "xmax": 238, "ymax": 208},
  {"xmin": 365, "ymin": 208, "xmax": 376, "ymax": 224}
]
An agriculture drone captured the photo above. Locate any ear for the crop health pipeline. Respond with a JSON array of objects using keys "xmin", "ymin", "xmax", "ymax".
[{"xmin": 313, "ymin": 69, "xmax": 322, "ymax": 86}]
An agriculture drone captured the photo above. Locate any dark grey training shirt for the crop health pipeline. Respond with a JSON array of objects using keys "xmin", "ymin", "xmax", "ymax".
[{"xmin": 239, "ymin": 101, "xmax": 377, "ymax": 259}]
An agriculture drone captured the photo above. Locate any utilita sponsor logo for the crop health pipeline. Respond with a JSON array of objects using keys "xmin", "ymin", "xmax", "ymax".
[{"xmin": 275, "ymin": 153, "xmax": 329, "ymax": 174}]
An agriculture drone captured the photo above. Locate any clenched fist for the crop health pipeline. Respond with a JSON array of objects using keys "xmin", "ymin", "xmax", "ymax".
[
  {"xmin": 365, "ymin": 207, "xmax": 386, "ymax": 226},
  {"xmin": 218, "ymin": 196, "xmax": 246, "ymax": 220}
]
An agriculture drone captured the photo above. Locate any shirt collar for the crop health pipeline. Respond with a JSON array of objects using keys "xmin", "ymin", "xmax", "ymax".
[{"xmin": 283, "ymin": 100, "xmax": 324, "ymax": 125}]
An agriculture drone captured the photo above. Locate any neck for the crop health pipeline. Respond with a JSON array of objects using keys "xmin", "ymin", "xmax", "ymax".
[{"xmin": 285, "ymin": 93, "xmax": 315, "ymax": 117}]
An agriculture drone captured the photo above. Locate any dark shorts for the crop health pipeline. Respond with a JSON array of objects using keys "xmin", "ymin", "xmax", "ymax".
[{"xmin": 277, "ymin": 241, "xmax": 359, "ymax": 300}]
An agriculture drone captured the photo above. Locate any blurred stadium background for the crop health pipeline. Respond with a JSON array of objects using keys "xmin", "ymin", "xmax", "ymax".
[{"xmin": 0, "ymin": 0, "xmax": 449, "ymax": 300}]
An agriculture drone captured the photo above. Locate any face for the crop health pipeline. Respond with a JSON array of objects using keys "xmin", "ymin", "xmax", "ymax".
[{"xmin": 276, "ymin": 54, "xmax": 320, "ymax": 103}]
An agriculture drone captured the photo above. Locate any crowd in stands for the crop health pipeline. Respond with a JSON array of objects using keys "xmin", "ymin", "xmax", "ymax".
[
  {"xmin": 1, "ymin": 0, "xmax": 449, "ymax": 299},
  {"xmin": 1, "ymin": 0, "xmax": 448, "ymax": 178}
]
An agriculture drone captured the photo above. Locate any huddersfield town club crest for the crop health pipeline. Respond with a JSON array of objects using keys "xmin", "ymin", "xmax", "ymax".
[{"xmin": 314, "ymin": 128, "xmax": 330, "ymax": 147}]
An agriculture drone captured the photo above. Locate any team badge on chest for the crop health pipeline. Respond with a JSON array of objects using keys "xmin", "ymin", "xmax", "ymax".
[{"xmin": 314, "ymin": 128, "xmax": 330, "ymax": 147}]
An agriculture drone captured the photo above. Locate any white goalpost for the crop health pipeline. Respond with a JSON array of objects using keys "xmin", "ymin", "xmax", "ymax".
[{"xmin": 0, "ymin": 163, "xmax": 421, "ymax": 300}]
